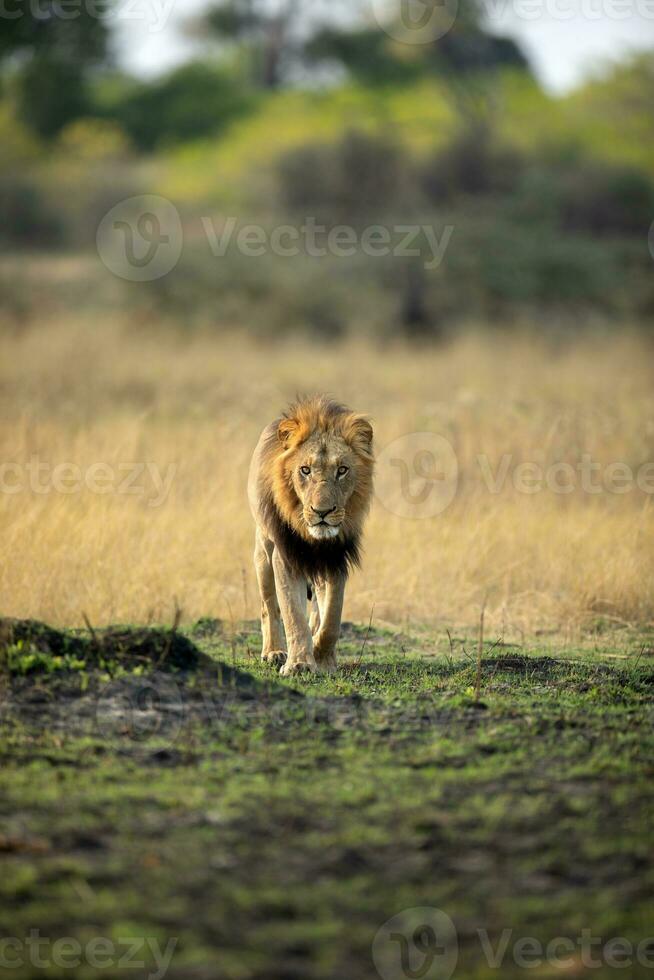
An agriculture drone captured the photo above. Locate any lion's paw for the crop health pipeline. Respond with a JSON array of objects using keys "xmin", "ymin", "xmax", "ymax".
[
  {"xmin": 315, "ymin": 656, "xmax": 337, "ymax": 674},
  {"xmin": 280, "ymin": 659, "xmax": 317, "ymax": 677},
  {"xmin": 261, "ymin": 651, "xmax": 287, "ymax": 668}
]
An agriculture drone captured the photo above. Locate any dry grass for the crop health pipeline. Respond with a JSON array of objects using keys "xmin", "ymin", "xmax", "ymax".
[{"xmin": 1, "ymin": 317, "xmax": 653, "ymax": 637}]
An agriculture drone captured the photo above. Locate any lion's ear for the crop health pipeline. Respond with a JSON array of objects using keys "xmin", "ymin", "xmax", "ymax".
[
  {"xmin": 346, "ymin": 415, "xmax": 373, "ymax": 455},
  {"xmin": 278, "ymin": 416, "xmax": 299, "ymax": 448}
]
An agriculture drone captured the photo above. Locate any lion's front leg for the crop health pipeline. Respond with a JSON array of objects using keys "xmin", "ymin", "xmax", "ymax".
[
  {"xmin": 254, "ymin": 531, "xmax": 286, "ymax": 667},
  {"xmin": 272, "ymin": 551, "xmax": 316, "ymax": 677},
  {"xmin": 312, "ymin": 573, "xmax": 345, "ymax": 673}
]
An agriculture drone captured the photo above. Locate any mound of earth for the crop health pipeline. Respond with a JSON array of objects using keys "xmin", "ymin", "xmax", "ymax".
[
  {"xmin": 0, "ymin": 617, "xmax": 256, "ymax": 690},
  {"xmin": 1, "ymin": 618, "xmax": 298, "ymax": 735}
]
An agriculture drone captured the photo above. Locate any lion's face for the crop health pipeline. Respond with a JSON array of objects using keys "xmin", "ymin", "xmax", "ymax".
[
  {"xmin": 289, "ymin": 432, "xmax": 360, "ymax": 541},
  {"xmin": 271, "ymin": 400, "xmax": 374, "ymax": 545}
]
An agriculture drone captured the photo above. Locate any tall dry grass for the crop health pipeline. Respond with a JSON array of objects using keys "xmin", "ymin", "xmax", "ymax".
[{"xmin": 1, "ymin": 317, "xmax": 652, "ymax": 636}]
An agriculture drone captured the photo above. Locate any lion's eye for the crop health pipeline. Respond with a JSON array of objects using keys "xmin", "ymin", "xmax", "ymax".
[
  {"xmin": 337, "ymin": 465, "xmax": 349, "ymax": 477},
  {"xmin": 300, "ymin": 466, "xmax": 311, "ymax": 476}
]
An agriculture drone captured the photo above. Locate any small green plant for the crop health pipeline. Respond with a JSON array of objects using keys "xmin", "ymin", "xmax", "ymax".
[{"xmin": 3, "ymin": 639, "xmax": 88, "ymax": 676}]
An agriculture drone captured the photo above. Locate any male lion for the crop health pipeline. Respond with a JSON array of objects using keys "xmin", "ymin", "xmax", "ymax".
[{"xmin": 248, "ymin": 396, "xmax": 374, "ymax": 676}]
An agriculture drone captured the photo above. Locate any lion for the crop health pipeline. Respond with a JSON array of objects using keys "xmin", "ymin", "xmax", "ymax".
[{"xmin": 248, "ymin": 395, "xmax": 374, "ymax": 676}]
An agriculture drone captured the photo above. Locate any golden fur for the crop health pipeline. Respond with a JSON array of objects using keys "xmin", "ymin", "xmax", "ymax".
[
  {"xmin": 248, "ymin": 396, "xmax": 374, "ymax": 674},
  {"xmin": 264, "ymin": 395, "xmax": 374, "ymax": 549}
]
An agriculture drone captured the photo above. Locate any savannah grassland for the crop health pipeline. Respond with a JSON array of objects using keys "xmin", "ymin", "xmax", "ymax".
[
  {"xmin": 2, "ymin": 31, "xmax": 654, "ymax": 980},
  {"xmin": 1, "ymin": 316, "xmax": 653, "ymax": 637},
  {"xmin": 1, "ymin": 319, "xmax": 654, "ymax": 980}
]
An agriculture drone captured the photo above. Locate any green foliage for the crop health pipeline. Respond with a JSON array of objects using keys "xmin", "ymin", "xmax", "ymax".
[
  {"xmin": 133, "ymin": 239, "xmax": 363, "ymax": 339},
  {"xmin": 557, "ymin": 164, "xmax": 654, "ymax": 237},
  {"xmin": 3, "ymin": 640, "xmax": 87, "ymax": 676},
  {"xmin": 470, "ymin": 218, "xmax": 628, "ymax": 306},
  {"xmin": 205, "ymin": 0, "xmax": 298, "ymax": 89},
  {"xmin": 0, "ymin": 175, "xmax": 64, "ymax": 248},
  {"xmin": 427, "ymin": 20, "xmax": 529, "ymax": 75},
  {"xmin": 19, "ymin": 56, "xmax": 93, "ymax": 139},
  {"xmin": 102, "ymin": 62, "xmax": 254, "ymax": 151},
  {"xmin": 57, "ymin": 117, "xmax": 131, "ymax": 161},
  {"xmin": 507, "ymin": 159, "xmax": 654, "ymax": 240},
  {"xmin": 307, "ymin": 16, "xmax": 530, "ymax": 86},
  {"xmin": 421, "ymin": 124, "xmax": 525, "ymax": 200},
  {"xmin": 204, "ymin": 0, "xmax": 531, "ymax": 92},
  {"xmin": 0, "ymin": 102, "xmax": 40, "ymax": 168},
  {"xmin": 0, "ymin": 619, "xmax": 215, "ymax": 677},
  {"xmin": 207, "ymin": 0, "xmax": 262, "ymax": 36},
  {"xmin": 0, "ymin": 17, "xmax": 652, "ymax": 330},
  {"xmin": 562, "ymin": 53, "xmax": 654, "ymax": 173},
  {"xmin": 0, "ymin": 1, "xmax": 108, "ymax": 63},
  {"xmin": 305, "ymin": 27, "xmax": 424, "ymax": 87},
  {"xmin": 269, "ymin": 124, "xmax": 654, "ymax": 329},
  {"xmin": 0, "ymin": 1, "xmax": 110, "ymax": 139},
  {"xmin": 277, "ymin": 128, "xmax": 408, "ymax": 218}
]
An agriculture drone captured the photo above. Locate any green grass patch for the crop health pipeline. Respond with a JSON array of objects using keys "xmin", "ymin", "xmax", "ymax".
[{"xmin": 0, "ymin": 620, "xmax": 652, "ymax": 979}]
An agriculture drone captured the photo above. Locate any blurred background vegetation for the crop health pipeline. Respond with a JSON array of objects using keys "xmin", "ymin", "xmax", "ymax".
[{"xmin": 1, "ymin": 0, "xmax": 653, "ymax": 337}]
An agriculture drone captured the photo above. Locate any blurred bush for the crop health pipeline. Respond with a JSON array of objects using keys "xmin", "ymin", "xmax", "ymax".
[
  {"xmin": 100, "ymin": 63, "xmax": 254, "ymax": 152},
  {"xmin": 421, "ymin": 126, "xmax": 525, "ymax": 200},
  {"xmin": 128, "ymin": 238, "xmax": 367, "ymax": 340},
  {"xmin": 0, "ymin": 103, "xmax": 40, "ymax": 169},
  {"xmin": 272, "ymin": 122, "xmax": 654, "ymax": 330},
  {"xmin": 57, "ymin": 118, "xmax": 132, "ymax": 162},
  {"xmin": 558, "ymin": 165, "xmax": 654, "ymax": 237},
  {"xmin": 277, "ymin": 129, "xmax": 409, "ymax": 219},
  {"xmin": 509, "ymin": 161, "xmax": 654, "ymax": 238},
  {"xmin": 1, "ymin": 1, "xmax": 652, "ymax": 338},
  {"xmin": 0, "ymin": 176, "xmax": 64, "ymax": 249},
  {"xmin": 304, "ymin": 27, "xmax": 424, "ymax": 88},
  {"xmin": 0, "ymin": 2, "xmax": 110, "ymax": 139}
]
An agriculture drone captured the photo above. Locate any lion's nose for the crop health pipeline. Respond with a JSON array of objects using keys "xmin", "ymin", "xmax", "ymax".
[{"xmin": 311, "ymin": 506, "xmax": 336, "ymax": 519}]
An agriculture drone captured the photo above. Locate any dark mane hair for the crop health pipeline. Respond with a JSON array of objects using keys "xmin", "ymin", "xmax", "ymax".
[{"xmin": 261, "ymin": 489, "xmax": 361, "ymax": 581}]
